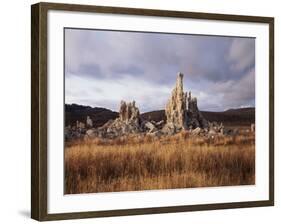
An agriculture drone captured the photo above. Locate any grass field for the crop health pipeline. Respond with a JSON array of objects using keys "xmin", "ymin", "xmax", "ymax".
[{"xmin": 64, "ymin": 130, "xmax": 255, "ymax": 194}]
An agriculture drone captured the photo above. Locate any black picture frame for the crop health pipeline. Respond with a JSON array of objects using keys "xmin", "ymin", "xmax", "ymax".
[{"xmin": 31, "ymin": 2, "xmax": 274, "ymax": 221}]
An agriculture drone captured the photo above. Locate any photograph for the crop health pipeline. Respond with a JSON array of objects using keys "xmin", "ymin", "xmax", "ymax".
[{"xmin": 64, "ymin": 28, "xmax": 256, "ymax": 194}]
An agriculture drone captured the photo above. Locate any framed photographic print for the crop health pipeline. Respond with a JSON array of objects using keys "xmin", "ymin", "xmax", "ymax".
[{"xmin": 31, "ymin": 2, "xmax": 274, "ymax": 221}]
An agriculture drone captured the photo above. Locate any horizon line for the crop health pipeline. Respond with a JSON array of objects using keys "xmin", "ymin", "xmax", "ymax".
[{"xmin": 65, "ymin": 102, "xmax": 255, "ymax": 113}]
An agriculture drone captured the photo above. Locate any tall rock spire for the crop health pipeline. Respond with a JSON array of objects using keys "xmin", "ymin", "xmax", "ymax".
[{"xmin": 165, "ymin": 72, "xmax": 188, "ymax": 130}]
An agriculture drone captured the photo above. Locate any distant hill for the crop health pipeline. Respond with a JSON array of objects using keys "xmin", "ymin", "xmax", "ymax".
[
  {"xmin": 140, "ymin": 110, "xmax": 166, "ymax": 123},
  {"xmin": 65, "ymin": 104, "xmax": 118, "ymax": 128},
  {"xmin": 201, "ymin": 108, "xmax": 255, "ymax": 125},
  {"xmin": 65, "ymin": 104, "xmax": 255, "ymax": 128},
  {"xmin": 141, "ymin": 107, "xmax": 255, "ymax": 126}
]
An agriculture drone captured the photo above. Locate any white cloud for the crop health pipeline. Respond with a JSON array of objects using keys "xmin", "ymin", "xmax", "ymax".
[{"xmin": 65, "ymin": 73, "xmax": 171, "ymax": 112}]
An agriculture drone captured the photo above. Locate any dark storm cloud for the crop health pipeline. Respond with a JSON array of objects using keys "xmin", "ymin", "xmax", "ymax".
[
  {"xmin": 110, "ymin": 64, "xmax": 144, "ymax": 76},
  {"xmin": 65, "ymin": 28, "xmax": 255, "ymax": 112}
]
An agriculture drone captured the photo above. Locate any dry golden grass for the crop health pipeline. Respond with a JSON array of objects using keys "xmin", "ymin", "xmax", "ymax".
[{"xmin": 65, "ymin": 132, "xmax": 255, "ymax": 194}]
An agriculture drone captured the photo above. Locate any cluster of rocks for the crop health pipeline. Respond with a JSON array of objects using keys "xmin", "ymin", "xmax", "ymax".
[
  {"xmin": 189, "ymin": 122, "xmax": 224, "ymax": 138},
  {"xmin": 65, "ymin": 123, "xmax": 86, "ymax": 141},
  {"xmin": 87, "ymin": 101, "xmax": 142, "ymax": 139},
  {"xmin": 83, "ymin": 101, "xmax": 166, "ymax": 139},
  {"xmin": 65, "ymin": 116, "xmax": 94, "ymax": 140},
  {"xmin": 65, "ymin": 72, "xmax": 231, "ymax": 141}
]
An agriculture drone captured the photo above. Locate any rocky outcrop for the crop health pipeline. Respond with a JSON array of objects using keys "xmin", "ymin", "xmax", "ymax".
[
  {"xmin": 119, "ymin": 100, "xmax": 140, "ymax": 125},
  {"xmin": 76, "ymin": 121, "xmax": 85, "ymax": 129},
  {"xmin": 141, "ymin": 120, "xmax": 157, "ymax": 133},
  {"xmin": 251, "ymin": 123, "xmax": 255, "ymax": 132},
  {"xmin": 86, "ymin": 116, "xmax": 93, "ymax": 128},
  {"xmin": 85, "ymin": 101, "xmax": 142, "ymax": 139},
  {"xmin": 164, "ymin": 73, "xmax": 188, "ymax": 131},
  {"xmin": 186, "ymin": 91, "xmax": 209, "ymax": 129}
]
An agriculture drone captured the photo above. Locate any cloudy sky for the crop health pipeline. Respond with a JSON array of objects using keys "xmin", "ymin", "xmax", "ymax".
[{"xmin": 65, "ymin": 28, "xmax": 255, "ymax": 112}]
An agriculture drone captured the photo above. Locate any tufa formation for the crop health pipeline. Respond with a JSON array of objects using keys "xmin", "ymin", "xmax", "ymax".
[
  {"xmin": 119, "ymin": 100, "xmax": 140, "ymax": 125},
  {"xmin": 163, "ymin": 72, "xmax": 208, "ymax": 134},
  {"xmin": 65, "ymin": 72, "xmax": 228, "ymax": 140},
  {"xmin": 165, "ymin": 73, "xmax": 188, "ymax": 130}
]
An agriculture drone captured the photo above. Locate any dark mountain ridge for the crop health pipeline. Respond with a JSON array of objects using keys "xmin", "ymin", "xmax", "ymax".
[
  {"xmin": 65, "ymin": 103, "xmax": 118, "ymax": 128},
  {"xmin": 65, "ymin": 103, "xmax": 255, "ymax": 128}
]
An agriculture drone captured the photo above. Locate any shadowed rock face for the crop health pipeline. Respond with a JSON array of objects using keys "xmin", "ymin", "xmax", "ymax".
[
  {"xmin": 165, "ymin": 72, "xmax": 188, "ymax": 130},
  {"xmin": 186, "ymin": 91, "xmax": 209, "ymax": 129}
]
